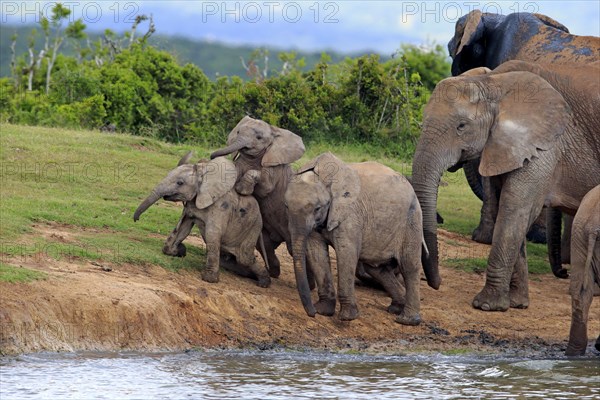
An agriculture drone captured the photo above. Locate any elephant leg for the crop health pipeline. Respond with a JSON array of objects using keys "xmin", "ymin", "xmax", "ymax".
[
  {"xmin": 305, "ymin": 233, "xmax": 336, "ymax": 316},
  {"xmin": 258, "ymin": 231, "xmax": 281, "ymax": 278},
  {"xmin": 163, "ymin": 213, "xmax": 194, "ymax": 257},
  {"xmin": 333, "ymin": 236, "xmax": 360, "ymax": 321},
  {"xmin": 562, "ymin": 214, "xmax": 573, "ymax": 264},
  {"xmin": 236, "ymin": 245, "xmax": 271, "ymax": 288},
  {"xmin": 472, "ymin": 167, "xmax": 550, "ymax": 311},
  {"xmin": 566, "ymin": 235, "xmax": 599, "ymax": 356},
  {"xmin": 394, "ymin": 252, "xmax": 422, "ymax": 326},
  {"xmin": 201, "ymin": 227, "xmax": 222, "ymax": 283},
  {"xmin": 547, "ymin": 207, "xmax": 569, "ymax": 278},
  {"xmin": 362, "ymin": 263, "xmax": 405, "ymax": 315},
  {"xmin": 509, "ymin": 239, "xmax": 529, "ymax": 309},
  {"xmin": 472, "ymin": 176, "xmax": 499, "ymax": 244}
]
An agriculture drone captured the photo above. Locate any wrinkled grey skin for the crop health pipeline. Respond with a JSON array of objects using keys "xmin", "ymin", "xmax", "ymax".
[
  {"xmin": 134, "ymin": 156, "xmax": 270, "ymax": 287},
  {"xmin": 566, "ymin": 185, "xmax": 600, "ymax": 356},
  {"xmin": 210, "ymin": 116, "xmax": 305, "ymax": 279},
  {"xmin": 449, "ymin": 11, "xmax": 598, "ymax": 277},
  {"xmin": 412, "ymin": 61, "xmax": 600, "ymax": 312},
  {"xmin": 285, "ymin": 152, "xmax": 424, "ymax": 326}
]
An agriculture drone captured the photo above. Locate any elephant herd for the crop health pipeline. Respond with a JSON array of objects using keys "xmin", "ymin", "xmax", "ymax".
[{"xmin": 134, "ymin": 11, "xmax": 600, "ymax": 356}]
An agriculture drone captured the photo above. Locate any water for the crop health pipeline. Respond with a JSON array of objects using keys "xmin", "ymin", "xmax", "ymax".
[{"xmin": 1, "ymin": 351, "xmax": 598, "ymax": 399}]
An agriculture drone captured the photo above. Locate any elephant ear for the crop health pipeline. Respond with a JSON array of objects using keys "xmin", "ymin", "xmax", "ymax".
[
  {"xmin": 452, "ymin": 10, "xmax": 485, "ymax": 58},
  {"xmin": 226, "ymin": 116, "xmax": 254, "ymax": 145},
  {"xmin": 262, "ymin": 125, "xmax": 305, "ymax": 167},
  {"xmin": 479, "ymin": 71, "xmax": 570, "ymax": 177},
  {"xmin": 301, "ymin": 152, "xmax": 360, "ymax": 231},
  {"xmin": 195, "ymin": 157, "xmax": 238, "ymax": 209}
]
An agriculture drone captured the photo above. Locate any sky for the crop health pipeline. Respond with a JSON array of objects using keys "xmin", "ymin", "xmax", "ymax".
[{"xmin": 2, "ymin": 1, "xmax": 599, "ymax": 55}]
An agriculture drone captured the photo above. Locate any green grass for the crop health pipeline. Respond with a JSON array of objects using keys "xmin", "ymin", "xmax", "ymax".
[
  {"xmin": 0, "ymin": 123, "xmax": 552, "ymax": 280},
  {"xmin": 0, "ymin": 263, "xmax": 47, "ymax": 283}
]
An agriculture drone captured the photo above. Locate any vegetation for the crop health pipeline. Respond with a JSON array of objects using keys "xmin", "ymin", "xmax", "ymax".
[
  {"xmin": 0, "ymin": 124, "xmax": 553, "ymax": 280},
  {"xmin": 0, "ymin": 263, "xmax": 47, "ymax": 283},
  {"xmin": 2, "ymin": 5, "xmax": 450, "ymax": 160}
]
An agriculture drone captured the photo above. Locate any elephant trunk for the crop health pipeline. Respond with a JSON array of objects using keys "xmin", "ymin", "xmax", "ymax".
[
  {"xmin": 412, "ymin": 144, "xmax": 459, "ymax": 290},
  {"xmin": 210, "ymin": 137, "xmax": 251, "ymax": 159},
  {"xmin": 133, "ymin": 190, "xmax": 162, "ymax": 221},
  {"xmin": 291, "ymin": 230, "xmax": 316, "ymax": 317}
]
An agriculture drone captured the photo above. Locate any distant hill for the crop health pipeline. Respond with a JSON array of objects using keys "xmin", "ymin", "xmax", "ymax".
[{"xmin": 1, "ymin": 24, "xmax": 384, "ymax": 79}]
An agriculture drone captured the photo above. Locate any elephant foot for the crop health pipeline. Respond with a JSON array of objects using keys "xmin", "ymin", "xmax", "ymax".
[
  {"xmin": 565, "ymin": 343, "xmax": 586, "ymax": 357},
  {"xmin": 395, "ymin": 312, "xmax": 421, "ymax": 326},
  {"xmin": 338, "ymin": 304, "xmax": 359, "ymax": 321},
  {"xmin": 387, "ymin": 301, "xmax": 404, "ymax": 315},
  {"xmin": 256, "ymin": 275, "xmax": 271, "ymax": 288},
  {"xmin": 472, "ymin": 286, "xmax": 509, "ymax": 311},
  {"xmin": 509, "ymin": 293, "xmax": 529, "ymax": 309},
  {"xmin": 268, "ymin": 261, "xmax": 281, "ymax": 278},
  {"xmin": 163, "ymin": 242, "xmax": 187, "ymax": 257},
  {"xmin": 201, "ymin": 270, "xmax": 219, "ymax": 283},
  {"xmin": 552, "ymin": 267, "xmax": 569, "ymax": 279},
  {"xmin": 472, "ymin": 225, "xmax": 493, "ymax": 245},
  {"xmin": 315, "ymin": 298, "xmax": 336, "ymax": 316},
  {"xmin": 595, "ymin": 334, "xmax": 600, "ymax": 352}
]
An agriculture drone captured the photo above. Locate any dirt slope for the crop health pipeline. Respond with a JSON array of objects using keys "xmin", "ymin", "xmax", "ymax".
[{"xmin": 1, "ymin": 225, "xmax": 598, "ymax": 356}]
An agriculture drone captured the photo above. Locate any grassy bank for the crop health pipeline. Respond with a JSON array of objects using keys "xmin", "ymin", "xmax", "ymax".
[{"xmin": 0, "ymin": 124, "xmax": 551, "ymax": 282}]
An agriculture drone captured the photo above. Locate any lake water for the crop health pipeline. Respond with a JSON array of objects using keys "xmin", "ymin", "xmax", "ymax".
[{"xmin": 1, "ymin": 350, "xmax": 599, "ymax": 399}]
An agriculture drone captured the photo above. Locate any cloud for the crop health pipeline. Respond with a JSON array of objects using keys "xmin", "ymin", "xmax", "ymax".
[{"xmin": 2, "ymin": 1, "xmax": 598, "ymax": 54}]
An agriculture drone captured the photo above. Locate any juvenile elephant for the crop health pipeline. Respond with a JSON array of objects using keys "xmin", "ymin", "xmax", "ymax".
[
  {"xmin": 412, "ymin": 60, "xmax": 600, "ymax": 311},
  {"xmin": 566, "ymin": 185, "xmax": 600, "ymax": 356},
  {"xmin": 449, "ymin": 11, "xmax": 598, "ymax": 276},
  {"xmin": 285, "ymin": 152, "xmax": 424, "ymax": 325},
  {"xmin": 210, "ymin": 116, "xmax": 305, "ymax": 278},
  {"xmin": 133, "ymin": 156, "xmax": 270, "ymax": 287}
]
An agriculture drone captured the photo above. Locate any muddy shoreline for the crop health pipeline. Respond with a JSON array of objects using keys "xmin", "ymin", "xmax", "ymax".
[{"xmin": 1, "ymin": 227, "xmax": 598, "ymax": 358}]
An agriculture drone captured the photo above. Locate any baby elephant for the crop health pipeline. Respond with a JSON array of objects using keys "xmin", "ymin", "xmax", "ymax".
[
  {"xmin": 133, "ymin": 156, "xmax": 270, "ymax": 287},
  {"xmin": 566, "ymin": 184, "xmax": 600, "ymax": 356},
  {"xmin": 285, "ymin": 152, "xmax": 425, "ymax": 325}
]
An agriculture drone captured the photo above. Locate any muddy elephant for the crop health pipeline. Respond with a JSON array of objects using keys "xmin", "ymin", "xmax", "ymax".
[
  {"xmin": 133, "ymin": 156, "xmax": 270, "ymax": 287},
  {"xmin": 449, "ymin": 11, "xmax": 599, "ymax": 277},
  {"xmin": 566, "ymin": 185, "xmax": 600, "ymax": 356},
  {"xmin": 285, "ymin": 152, "xmax": 424, "ymax": 325},
  {"xmin": 412, "ymin": 60, "xmax": 600, "ymax": 311},
  {"xmin": 209, "ymin": 116, "xmax": 305, "ymax": 279}
]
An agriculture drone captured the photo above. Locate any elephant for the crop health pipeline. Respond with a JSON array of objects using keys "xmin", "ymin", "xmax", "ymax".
[
  {"xmin": 133, "ymin": 156, "xmax": 270, "ymax": 287},
  {"xmin": 449, "ymin": 10, "xmax": 599, "ymax": 277},
  {"xmin": 209, "ymin": 116, "xmax": 305, "ymax": 279},
  {"xmin": 411, "ymin": 60, "xmax": 600, "ymax": 311},
  {"xmin": 448, "ymin": 10, "xmax": 599, "ymax": 76},
  {"xmin": 566, "ymin": 185, "xmax": 600, "ymax": 356},
  {"xmin": 285, "ymin": 152, "xmax": 424, "ymax": 325}
]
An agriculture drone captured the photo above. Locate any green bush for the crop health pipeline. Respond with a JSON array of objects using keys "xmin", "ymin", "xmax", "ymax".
[{"xmin": 5, "ymin": 19, "xmax": 450, "ymax": 160}]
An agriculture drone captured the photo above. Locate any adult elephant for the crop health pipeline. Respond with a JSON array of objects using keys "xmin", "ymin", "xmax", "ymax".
[
  {"xmin": 448, "ymin": 10, "xmax": 599, "ymax": 277},
  {"xmin": 412, "ymin": 60, "xmax": 600, "ymax": 311}
]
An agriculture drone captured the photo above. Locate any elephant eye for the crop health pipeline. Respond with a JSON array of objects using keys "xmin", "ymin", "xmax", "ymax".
[
  {"xmin": 176, "ymin": 180, "xmax": 184, "ymax": 186},
  {"xmin": 256, "ymin": 135, "xmax": 263, "ymax": 140},
  {"xmin": 315, "ymin": 206, "xmax": 321, "ymax": 212},
  {"xmin": 457, "ymin": 122, "xmax": 467, "ymax": 131}
]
